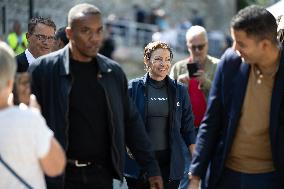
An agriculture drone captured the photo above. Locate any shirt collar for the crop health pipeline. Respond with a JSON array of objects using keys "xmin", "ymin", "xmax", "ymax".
[{"xmin": 25, "ymin": 49, "xmax": 36, "ymax": 65}]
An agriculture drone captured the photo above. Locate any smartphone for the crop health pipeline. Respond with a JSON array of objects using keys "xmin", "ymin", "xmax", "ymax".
[{"xmin": 187, "ymin": 63, "xmax": 199, "ymax": 77}]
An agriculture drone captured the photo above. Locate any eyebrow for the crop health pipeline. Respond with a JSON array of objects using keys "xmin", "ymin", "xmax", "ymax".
[{"xmin": 153, "ymin": 56, "xmax": 171, "ymax": 59}]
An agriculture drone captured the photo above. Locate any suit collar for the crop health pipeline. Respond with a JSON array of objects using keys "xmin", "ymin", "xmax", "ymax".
[
  {"xmin": 230, "ymin": 61, "xmax": 250, "ymax": 118},
  {"xmin": 59, "ymin": 46, "xmax": 70, "ymax": 76},
  {"xmin": 25, "ymin": 49, "xmax": 36, "ymax": 65},
  {"xmin": 225, "ymin": 61, "xmax": 250, "ymax": 147}
]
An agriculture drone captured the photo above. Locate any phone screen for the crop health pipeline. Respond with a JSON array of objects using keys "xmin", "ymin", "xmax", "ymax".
[{"xmin": 187, "ymin": 63, "xmax": 199, "ymax": 77}]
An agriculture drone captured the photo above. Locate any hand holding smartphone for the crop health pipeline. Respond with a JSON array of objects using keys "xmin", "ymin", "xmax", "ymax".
[{"xmin": 187, "ymin": 63, "xmax": 200, "ymax": 77}]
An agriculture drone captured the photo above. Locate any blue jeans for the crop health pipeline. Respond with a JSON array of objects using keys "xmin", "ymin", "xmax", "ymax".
[
  {"xmin": 216, "ymin": 168, "xmax": 282, "ymax": 189},
  {"xmin": 178, "ymin": 142, "xmax": 191, "ymax": 189}
]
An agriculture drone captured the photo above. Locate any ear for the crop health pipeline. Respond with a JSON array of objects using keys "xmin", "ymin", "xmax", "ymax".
[
  {"xmin": 259, "ymin": 39, "xmax": 271, "ymax": 51},
  {"xmin": 144, "ymin": 58, "xmax": 151, "ymax": 67},
  {"xmin": 65, "ymin": 26, "xmax": 72, "ymax": 40},
  {"xmin": 26, "ymin": 32, "xmax": 31, "ymax": 42},
  {"xmin": 7, "ymin": 79, "xmax": 14, "ymax": 92}
]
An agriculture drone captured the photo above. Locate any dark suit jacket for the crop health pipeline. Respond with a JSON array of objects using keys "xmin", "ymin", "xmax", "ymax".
[
  {"xmin": 16, "ymin": 52, "xmax": 29, "ymax": 72},
  {"xmin": 190, "ymin": 47, "xmax": 284, "ymax": 189}
]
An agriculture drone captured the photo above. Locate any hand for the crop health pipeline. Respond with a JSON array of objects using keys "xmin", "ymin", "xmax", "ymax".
[
  {"xmin": 8, "ymin": 93, "xmax": 41, "ymax": 112},
  {"xmin": 148, "ymin": 175, "xmax": 163, "ymax": 189},
  {"xmin": 188, "ymin": 144, "xmax": 195, "ymax": 156},
  {"xmin": 8, "ymin": 93, "xmax": 14, "ymax": 106},
  {"xmin": 29, "ymin": 94, "xmax": 41, "ymax": 112},
  {"xmin": 187, "ymin": 175, "xmax": 200, "ymax": 189},
  {"xmin": 177, "ymin": 73, "xmax": 189, "ymax": 84},
  {"xmin": 195, "ymin": 70, "xmax": 206, "ymax": 85}
]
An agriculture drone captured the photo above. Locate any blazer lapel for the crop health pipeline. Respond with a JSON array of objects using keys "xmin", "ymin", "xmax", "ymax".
[
  {"xmin": 226, "ymin": 62, "xmax": 250, "ymax": 143},
  {"xmin": 269, "ymin": 49, "xmax": 284, "ymax": 148}
]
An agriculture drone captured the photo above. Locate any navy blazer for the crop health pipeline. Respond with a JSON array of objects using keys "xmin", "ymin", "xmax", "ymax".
[
  {"xmin": 16, "ymin": 52, "xmax": 29, "ymax": 72},
  {"xmin": 190, "ymin": 47, "xmax": 284, "ymax": 189}
]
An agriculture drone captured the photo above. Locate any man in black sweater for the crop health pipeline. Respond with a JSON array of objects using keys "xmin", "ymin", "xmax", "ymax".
[{"xmin": 29, "ymin": 3, "xmax": 163, "ymax": 189}]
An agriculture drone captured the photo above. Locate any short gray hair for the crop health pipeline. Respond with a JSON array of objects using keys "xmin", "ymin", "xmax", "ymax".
[
  {"xmin": 0, "ymin": 42, "xmax": 16, "ymax": 90},
  {"xmin": 186, "ymin": 25, "xmax": 208, "ymax": 42}
]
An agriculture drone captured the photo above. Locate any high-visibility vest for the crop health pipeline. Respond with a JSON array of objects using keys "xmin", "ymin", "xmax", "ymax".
[{"xmin": 7, "ymin": 32, "xmax": 28, "ymax": 55}]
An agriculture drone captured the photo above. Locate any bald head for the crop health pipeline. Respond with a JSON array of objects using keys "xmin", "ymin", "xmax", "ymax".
[
  {"xmin": 186, "ymin": 25, "xmax": 208, "ymax": 42},
  {"xmin": 185, "ymin": 26, "xmax": 209, "ymax": 63},
  {"xmin": 68, "ymin": 3, "xmax": 101, "ymax": 27}
]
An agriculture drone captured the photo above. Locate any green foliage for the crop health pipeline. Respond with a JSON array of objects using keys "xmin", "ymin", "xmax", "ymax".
[{"xmin": 237, "ymin": 0, "xmax": 271, "ymax": 10}]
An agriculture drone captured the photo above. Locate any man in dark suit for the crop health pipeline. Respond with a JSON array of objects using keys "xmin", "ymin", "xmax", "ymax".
[
  {"xmin": 189, "ymin": 5, "xmax": 284, "ymax": 189},
  {"xmin": 16, "ymin": 17, "xmax": 56, "ymax": 72}
]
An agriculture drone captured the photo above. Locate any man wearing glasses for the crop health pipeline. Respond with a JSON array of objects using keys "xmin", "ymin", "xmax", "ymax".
[
  {"xmin": 170, "ymin": 25, "xmax": 219, "ymax": 189},
  {"xmin": 16, "ymin": 17, "xmax": 56, "ymax": 73}
]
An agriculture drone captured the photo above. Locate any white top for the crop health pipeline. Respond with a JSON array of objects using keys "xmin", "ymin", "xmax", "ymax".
[
  {"xmin": 0, "ymin": 106, "xmax": 53, "ymax": 189},
  {"xmin": 25, "ymin": 49, "xmax": 36, "ymax": 65}
]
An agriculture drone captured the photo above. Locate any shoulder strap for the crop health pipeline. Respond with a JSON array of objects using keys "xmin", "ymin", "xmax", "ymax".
[{"xmin": 0, "ymin": 154, "xmax": 33, "ymax": 189}]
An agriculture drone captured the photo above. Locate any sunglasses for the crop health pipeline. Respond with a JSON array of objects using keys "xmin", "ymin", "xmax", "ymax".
[{"xmin": 189, "ymin": 44, "xmax": 206, "ymax": 51}]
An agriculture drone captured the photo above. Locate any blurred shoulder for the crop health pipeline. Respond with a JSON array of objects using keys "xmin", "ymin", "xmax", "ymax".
[
  {"xmin": 173, "ymin": 58, "xmax": 188, "ymax": 68},
  {"xmin": 207, "ymin": 55, "xmax": 219, "ymax": 64}
]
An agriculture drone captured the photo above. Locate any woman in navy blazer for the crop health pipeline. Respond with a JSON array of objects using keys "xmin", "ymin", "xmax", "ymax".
[{"xmin": 124, "ymin": 41, "xmax": 196, "ymax": 189}]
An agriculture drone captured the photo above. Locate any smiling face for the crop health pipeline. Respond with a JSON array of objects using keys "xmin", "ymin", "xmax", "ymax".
[
  {"xmin": 146, "ymin": 48, "xmax": 172, "ymax": 81},
  {"xmin": 66, "ymin": 13, "xmax": 103, "ymax": 62},
  {"xmin": 231, "ymin": 28, "xmax": 264, "ymax": 65}
]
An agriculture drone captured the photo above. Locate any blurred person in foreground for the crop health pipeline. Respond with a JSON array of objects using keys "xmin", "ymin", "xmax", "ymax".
[
  {"xmin": 189, "ymin": 5, "xmax": 284, "ymax": 189},
  {"xmin": 170, "ymin": 26, "xmax": 219, "ymax": 189},
  {"xmin": 0, "ymin": 41, "xmax": 66, "ymax": 189},
  {"xmin": 29, "ymin": 3, "xmax": 163, "ymax": 189},
  {"xmin": 124, "ymin": 41, "xmax": 195, "ymax": 189},
  {"xmin": 16, "ymin": 17, "xmax": 56, "ymax": 72}
]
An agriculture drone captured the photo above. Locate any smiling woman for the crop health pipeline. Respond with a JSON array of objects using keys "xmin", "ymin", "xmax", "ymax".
[
  {"xmin": 124, "ymin": 41, "xmax": 196, "ymax": 189},
  {"xmin": 144, "ymin": 41, "xmax": 173, "ymax": 81}
]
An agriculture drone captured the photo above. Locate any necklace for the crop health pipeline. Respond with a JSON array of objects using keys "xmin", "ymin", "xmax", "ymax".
[
  {"xmin": 254, "ymin": 63, "xmax": 279, "ymax": 85},
  {"xmin": 255, "ymin": 68, "xmax": 264, "ymax": 84}
]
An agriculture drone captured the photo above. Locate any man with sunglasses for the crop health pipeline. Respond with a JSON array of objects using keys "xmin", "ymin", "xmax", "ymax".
[
  {"xmin": 16, "ymin": 17, "xmax": 56, "ymax": 73},
  {"xmin": 170, "ymin": 25, "xmax": 219, "ymax": 189},
  {"xmin": 170, "ymin": 25, "xmax": 219, "ymax": 98}
]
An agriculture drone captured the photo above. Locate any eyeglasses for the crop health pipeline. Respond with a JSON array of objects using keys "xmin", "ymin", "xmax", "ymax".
[
  {"xmin": 33, "ymin": 34, "xmax": 55, "ymax": 42},
  {"xmin": 189, "ymin": 44, "xmax": 206, "ymax": 51}
]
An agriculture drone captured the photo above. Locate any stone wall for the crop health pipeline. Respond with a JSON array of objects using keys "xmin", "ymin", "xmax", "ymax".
[{"xmin": 0, "ymin": 0, "xmax": 236, "ymax": 37}]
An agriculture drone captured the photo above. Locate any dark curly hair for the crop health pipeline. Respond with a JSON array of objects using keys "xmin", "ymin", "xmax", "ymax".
[
  {"xmin": 28, "ymin": 16, "xmax": 56, "ymax": 34},
  {"xmin": 231, "ymin": 5, "xmax": 278, "ymax": 44}
]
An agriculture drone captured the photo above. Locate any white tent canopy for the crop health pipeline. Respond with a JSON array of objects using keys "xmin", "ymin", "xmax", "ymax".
[{"xmin": 267, "ymin": 0, "xmax": 284, "ymax": 18}]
